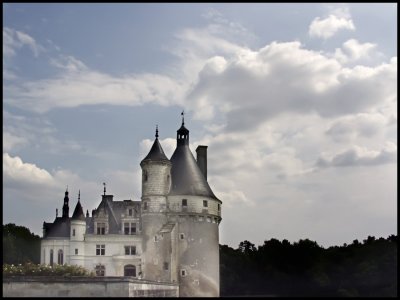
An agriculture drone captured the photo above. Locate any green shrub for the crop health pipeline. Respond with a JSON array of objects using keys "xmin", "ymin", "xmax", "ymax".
[{"xmin": 3, "ymin": 263, "xmax": 95, "ymax": 277}]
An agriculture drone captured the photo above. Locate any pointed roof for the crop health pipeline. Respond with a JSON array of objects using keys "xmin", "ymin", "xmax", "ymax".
[
  {"xmin": 141, "ymin": 126, "xmax": 170, "ymax": 164},
  {"xmin": 169, "ymin": 117, "xmax": 218, "ymax": 199},
  {"xmin": 72, "ymin": 191, "xmax": 85, "ymax": 221}
]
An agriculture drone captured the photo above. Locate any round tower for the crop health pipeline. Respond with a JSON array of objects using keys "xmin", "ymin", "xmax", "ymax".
[
  {"xmin": 140, "ymin": 126, "xmax": 172, "ymax": 282},
  {"xmin": 168, "ymin": 114, "xmax": 222, "ymax": 297},
  {"xmin": 70, "ymin": 190, "xmax": 86, "ymax": 267}
]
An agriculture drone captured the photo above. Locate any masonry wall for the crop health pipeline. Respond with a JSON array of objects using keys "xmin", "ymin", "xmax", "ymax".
[{"xmin": 3, "ymin": 277, "xmax": 178, "ymax": 297}]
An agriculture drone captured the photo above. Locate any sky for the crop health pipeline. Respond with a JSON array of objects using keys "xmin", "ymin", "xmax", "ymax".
[{"xmin": 3, "ymin": 3, "xmax": 397, "ymax": 248}]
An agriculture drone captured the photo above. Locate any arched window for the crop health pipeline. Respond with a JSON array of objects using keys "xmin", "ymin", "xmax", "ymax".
[
  {"xmin": 57, "ymin": 249, "xmax": 63, "ymax": 265},
  {"xmin": 50, "ymin": 249, "xmax": 54, "ymax": 266},
  {"xmin": 95, "ymin": 264, "xmax": 105, "ymax": 276},
  {"xmin": 124, "ymin": 264, "xmax": 136, "ymax": 277}
]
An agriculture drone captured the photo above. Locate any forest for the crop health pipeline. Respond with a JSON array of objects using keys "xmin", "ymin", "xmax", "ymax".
[
  {"xmin": 220, "ymin": 236, "xmax": 397, "ymax": 297},
  {"xmin": 2, "ymin": 223, "xmax": 397, "ymax": 297}
]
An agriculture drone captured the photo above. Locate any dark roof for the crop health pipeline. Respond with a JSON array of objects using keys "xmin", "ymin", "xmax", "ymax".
[
  {"xmin": 177, "ymin": 124, "xmax": 189, "ymax": 134},
  {"xmin": 87, "ymin": 198, "xmax": 141, "ymax": 234},
  {"xmin": 169, "ymin": 144, "xmax": 218, "ymax": 200},
  {"xmin": 141, "ymin": 138, "xmax": 170, "ymax": 164},
  {"xmin": 43, "ymin": 217, "xmax": 70, "ymax": 238},
  {"xmin": 71, "ymin": 200, "xmax": 85, "ymax": 221}
]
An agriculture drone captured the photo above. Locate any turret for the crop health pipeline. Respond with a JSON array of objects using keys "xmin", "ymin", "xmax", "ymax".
[
  {"xmin": 140, "ymin": 126, "xmax": 172, "ymax": 282},
  {"xmin": 70, "ymin": 190, "xmax": 86, "ymax": 267}
]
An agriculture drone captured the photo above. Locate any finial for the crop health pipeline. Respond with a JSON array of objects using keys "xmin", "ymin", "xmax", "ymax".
[
  {"xmin": 155, "ymin": 125, "xmax": 159, "ymax": 138},
  {"xmin": 66, "ymin": 185, "xmax": 68, "ymax": 194},
  {"xmin": 56, "ymin": 208, "xmax": 58, "ymax": 217},
  {"xmin": 181, "ymin": 110, "xmax": 185, "ymax": 125},
  {"xmin": 103, "ymin": 182, "xmax": 106, "ymax": 195},
  {"xmin": 78, "ymin": 190, "xmax": 80, "ymax": 202},
  {"xmin": 86, "ymin": 209, "xmax": 89, "ymax": 218}
]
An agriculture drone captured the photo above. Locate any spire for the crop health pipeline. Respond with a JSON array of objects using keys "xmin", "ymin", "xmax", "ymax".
[
  {"xmin": 177, "ymin": 111, "xmax": 189, "ymax": 146},
  {"xmin": 103, "ymin": 182, "xmax": 106, "ymax": 195},
  {"xmin": 141, "ymin": 126, "xmax": 170, "ymax": 164},
  {"xmin": 72, "ymin": 194, "xmax": 85, "ymax": 221},
  {"xmin": 86, "ymin": 209, "xmax": 89, "ymax": 218},
  {"xmin": 62, "ymin": 187, "xmax": 69, "ymax": 218}
]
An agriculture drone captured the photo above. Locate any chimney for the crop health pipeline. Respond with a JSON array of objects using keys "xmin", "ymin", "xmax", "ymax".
[{"xmin": 196, "ymin": 145, "xmax": 208, "ymax": 180}]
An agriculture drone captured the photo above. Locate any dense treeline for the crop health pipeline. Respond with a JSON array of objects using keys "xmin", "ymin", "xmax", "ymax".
[
  {"xmin": 220, "ymin": 235, "xmax": 397, "ymax": 297},
  {"xmin": 3, "ymin": 223, "xmax": 41, "ymax": 264}
]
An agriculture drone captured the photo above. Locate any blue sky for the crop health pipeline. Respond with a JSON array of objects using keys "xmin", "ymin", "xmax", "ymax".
[{"xmin": 3, "ymin": 3, "xmax": 397, "ymax": 248}]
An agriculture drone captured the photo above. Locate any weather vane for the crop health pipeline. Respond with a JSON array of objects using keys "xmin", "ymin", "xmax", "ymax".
[
  {"xmin": 103, "ymin": 182, "xmax": 106, "ymax": 195},
  {"xmin": 181, "ymin": 110, "xmax": 185, "ymax": 125}
]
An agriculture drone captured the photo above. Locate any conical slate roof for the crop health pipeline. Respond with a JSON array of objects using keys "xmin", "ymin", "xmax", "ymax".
[
  {"xmin": 72, "ymin": 200, "xmax": 85, "ymax": 221},
  {"xmin": 169, "ymin": 145, "xmax": 217, "ymax": 199},
  {"xmin": 142, "ymin": 138, "xmax": 169, "ymax": 163}
]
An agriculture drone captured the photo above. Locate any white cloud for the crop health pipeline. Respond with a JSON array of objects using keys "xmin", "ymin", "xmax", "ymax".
[
  {"xmin": 309, "ymin": 14, "xmax": 355, "ymax": 39},
  {"xmin": 334, "ymin": 39, "xmax": 378, "ymax": 64},
  {"xmin": 3, "ymin": 27, "xmax": 43, "ymax": 58}
]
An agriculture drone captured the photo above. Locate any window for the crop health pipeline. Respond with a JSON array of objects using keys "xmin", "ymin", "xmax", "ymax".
[
  {"xmin": 95, "ymin": 264, "xmax": 105, "ymax": 276},
  {"xmin": 97, "ymin": 223, "xmax": 106, "ymax": 235},
  {"xmin": 163, "ymin": 262, "xmax": 169, "ymax": 270},
  {"xmin": 143, "ymin": 201, "xmax": 148, "ymax": 210},
  {"xmin": 124, "ymin": 223, "xmax": 136, "ymax": 235},
  {"xmin": 198, "ymin": 216, "xmax": 204, "ymax": 222},
  {"xmin": 182, "ymin": 199, "xmax": 187, "ymax": 207},
  {"xmin": 57, "ymin": 249, "xmax": 63, "ymax": 265},
  {"xmin": 154, "ymin": 235, "xmax": 158, "ymax": 242},
  {"xmin": 128, "ymin": 208, "xmax": 133, "ymax": 216},
  {"xmin": 131, "ymin": 223, "xmax": 136, "ymax": 235},
  {"xmin": 181, "ymin": 269, "xmax": 186, "ymax": 277},
  {"xmin": 143, "ymin": 171, "xmax": 148, "ymax": 182},
  {"xmin": 218, "ymin": 204, "xmax": 220, "ymax": 211},
  {"xmin": 124, "ymin": 265, "xmax": 136, "ymax": 277},
  {"xmin": 203, "ymin": 200, "xmax": 208, "ymax": 207},
  {"xmin": 50, "ymin": 249, "xmax": 53, "ymax": 266},
  {"xmin": 125, "ymin": 246, "xmax": 136, "ymax": 255},
  {"xmin": 180, "ymin": 233, "xmax": 185, "ymax": 240},
  {"xmin": 72, "ymin": 229, "xmax": 76, "ymax": 236},
  {"xmin": 96, "ymin": 244, "xmax": 105, "ymax": 256},
  {"xmin": 75, "ymin": 248, "xmax": 78, "ymax": 255},
  {"xmin": 207, "ymin": 216, "xmax": 211, "ymax": 222}
]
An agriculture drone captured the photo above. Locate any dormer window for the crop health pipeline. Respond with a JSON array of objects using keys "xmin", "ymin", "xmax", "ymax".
[
  {"xmin": 128, "ymin": 208, "xmax": 133, "ymax": 217},
  {"xmin": 97, "ymin": 223, "xmax": 106, "ymax": 235}
]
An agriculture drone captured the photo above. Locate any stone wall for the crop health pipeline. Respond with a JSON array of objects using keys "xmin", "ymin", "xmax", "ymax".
[{"xmin": 3, "ymin": 276, "xmax": 178, "ymax": 297}]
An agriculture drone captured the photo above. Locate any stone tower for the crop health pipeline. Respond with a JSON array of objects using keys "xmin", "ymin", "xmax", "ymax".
[
  {"xmin": 69, "ymin": 190, "xmax": 86, "ymax": 267},
  {"xmin": 168, "ymin": 116, "xmax": 222, "ymax": 297},
  {"xmin": 140, "ymin": 126, "xmax": 175, "ymax": 283}
]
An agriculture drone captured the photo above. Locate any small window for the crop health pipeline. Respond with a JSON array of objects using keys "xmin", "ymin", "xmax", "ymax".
[
  {"xmin": 75, "ymin": 248, "xmax": 78, "ymax": 255},
  {"xmin": 96, "ymin": 244, "xmax": 105, "ymax": 256},
  {"xmin": 95, "ymin": 264, "xmax": 105, "ymax": 276},
  {"xmin": 97, "ymin": 223, "xmax": 106, "ymax": 235},
  {"xmin": 125, "ymin": 246, "xmax": 136, "ymax": 255},
  {"xmin": 72, "ymin": 229, "xmax": 76, "ymax": 236},
  {"xmin": 143, "ymin": 171, "xmax": 148, "ymax": 182},
  {"xmin": 154, "ymin": 235, "xmax": 158, "ymax": 242},
  {"xmin": 124, "ymin": 223, "xmax": 130, "ymax": 235},
  {"xmin": 128, "ymin": 209, "xmax": 133, "ymax": 216},
  {"xmin": 203, "ymin": 200, "xmax": 208, "ymax": 207},
  {"xmin": 180, "ymin": 233, "xmax": 185, "ymax": 240},
  {"xmin": 206, "ymin": 216, "xmax": 211, "ymax": 222},
  {"xmin": 57, "ymin": 249, "xmax": 63, "ymax": 265},
  {"xmin": 181, "ymin": 269, "xmax": 186, "ymax": 277},
  {"xmin": 50, "ymin": 249, "xmax": 54, "ymax": 266},
  {"xmin": 182, "ymin": 199, "xmax": 187, "ymax": 207},
  {"xmin": 218, "ymin": 204, "xmax": 220, "ymax": 211},
  {"xmin": 143, "ymin": 201, "xmax": 148, "ymax": 210},
  {"xmin": 164, "ymin": 262, "xmax": 169, "ymax": 270},
  {"xmin": 198, "ymin": 216, "xmax": 204, "ymax": 222},
  {"xmin": 131, "ymin": 223, "xmax": 136, "ymax": 235}
]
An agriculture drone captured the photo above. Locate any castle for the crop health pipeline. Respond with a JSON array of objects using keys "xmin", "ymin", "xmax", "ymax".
[{"xmin": 40, "ymin": 115, "xmax": 222, "ymax": 297}]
